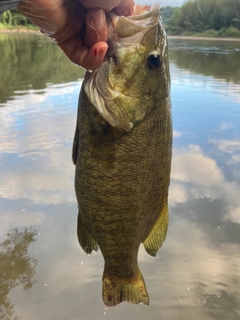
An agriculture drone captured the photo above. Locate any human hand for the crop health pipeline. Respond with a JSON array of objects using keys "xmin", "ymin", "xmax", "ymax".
[{"xmin": 17, "ymin": 0, "xmax": 134, "ymax": 70}]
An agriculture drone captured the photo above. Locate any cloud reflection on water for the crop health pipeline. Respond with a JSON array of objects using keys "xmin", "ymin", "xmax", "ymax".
[
  {"xmin": 0, "ymin": 83, "xmax": 80, "ymax": 210},
  {"xmin": 0, "ymin": 37, "xmax": 240, "ymax": 319},
  {"xmin": 170, "ymin": 142, "xmax": 240, "ymax": 226},
  {"xmin": 0, "ymin": 80, "xmax": 239, "ymax": 320},
  {"xmin": 167, "ymin": 139, "xmax": 240, "ymax": 319}
]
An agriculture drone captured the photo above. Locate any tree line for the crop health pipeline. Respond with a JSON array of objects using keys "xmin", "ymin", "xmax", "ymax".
[
  {"xmin": 1, "ymin": 1, "xmax": 240, "ymax": 37},
  {"xmin": 165, "ymin": 0, "xmax": 240, "ymax": 37},
  {"xmin": 0, "ymin": 9, "xmax": 36, "ymax": 30},
  {"xmin": 0, "ymin": 34, "xmax": 84, "ymax": 103}
]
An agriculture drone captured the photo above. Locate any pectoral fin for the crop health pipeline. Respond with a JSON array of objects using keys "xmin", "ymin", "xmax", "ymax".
[
  {"xmin": 77, "ymin": 211, "xmax": 99, "ymax": 254},
  {"xmin": 143, "ymin": 198, "xmax": 169, "ymax": 257}
]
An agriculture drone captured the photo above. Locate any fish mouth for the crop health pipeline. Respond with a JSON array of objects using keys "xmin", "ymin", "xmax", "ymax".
[
  {"xmin": 84, "ymin": 3, "xmax": 167, "ymax": 131},
  {"xmin": 105, "ymin": 3, "xmax": 163, "ymax": 61}
]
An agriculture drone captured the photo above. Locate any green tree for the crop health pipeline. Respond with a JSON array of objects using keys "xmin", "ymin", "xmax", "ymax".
[
  {"xmin": 161, "ymin": 6, "xmax": 175, "ymax": 23},
  {"xmin": 0, "ymin": 228, "xmax": 38, "ymax": 320},
  {"xmin": 0, "ymin": 10, "xmax": 12, "ymax": 25},
  {"xmin": 0, "ymin": 34, "xmax": 84, "ymax": 104},
  {"xmin": 166, "ymin": 0, "xmax": 240, "ymax": 36}
]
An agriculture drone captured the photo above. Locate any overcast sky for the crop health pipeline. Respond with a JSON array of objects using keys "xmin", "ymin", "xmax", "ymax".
[{"xmin": 135, "ymin": 0, "xmax": 186, "ymax": 7}]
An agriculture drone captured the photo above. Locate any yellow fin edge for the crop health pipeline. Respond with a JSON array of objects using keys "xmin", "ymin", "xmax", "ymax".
[
  {"xmin": 143, "ymin": 198, "xmax": 169, "ymax": 257},
  {"xmin": 77, "ymin": 211, "xmax": 98, "ymax": 254},
  {"xmin": 102, "ymin": 268, "xmax": 149, "ymax": 307}
]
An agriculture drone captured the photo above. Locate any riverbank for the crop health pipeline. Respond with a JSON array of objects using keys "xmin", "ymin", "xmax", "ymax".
[
  {"xmin": 168, "ymin": 35, "xmax": 240, "ymax": 41},
  {"xmin": 0, "ymin": 28, "xmax": 240, "ymax": 42},
  {"xmin": 0, "ymin": 27, "xmax": 40, "ymax": 33}
]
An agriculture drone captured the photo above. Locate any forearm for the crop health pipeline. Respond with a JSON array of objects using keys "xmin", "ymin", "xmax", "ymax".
[{"xmin": 0, "ymin": 0, "xmax": 20, "ymax": 14}]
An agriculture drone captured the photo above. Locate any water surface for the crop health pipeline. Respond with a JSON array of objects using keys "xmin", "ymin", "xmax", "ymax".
[{"xmin": 0, "ymin": 34, "xmax": 240, "ymax": 320}]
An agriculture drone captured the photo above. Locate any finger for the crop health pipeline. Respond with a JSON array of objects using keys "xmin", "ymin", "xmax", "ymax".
[
  {"xmin": 84, "ymin": 9, "xmax": 108, "ymax": 48},
  {"xmin": 80, "ymin": 0, "xmax": 134, "ymax": 15},
  {"xmin": 58, "ymin": 37, "xmax": 108, "ymax": 70},
  {"xmin": 80, "ymin": 0, "xmax": 120, "ymax": 11},
  {"xmin": 113, "ymin": 0, "xmax": 134, "ymax": 16},
  {"xmin": 82, "ymin": 42, "xmax": 109, "ymax": 70}
]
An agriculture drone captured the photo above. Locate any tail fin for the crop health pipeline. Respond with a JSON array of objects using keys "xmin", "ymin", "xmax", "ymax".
[{"xmin": 102, "ymin": 268, "xmax": 149, "ymax": 307}]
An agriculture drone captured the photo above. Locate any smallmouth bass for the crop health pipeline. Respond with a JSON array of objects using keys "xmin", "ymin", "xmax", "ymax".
[{"xmin": 72, "ymin": 3, "xmax": 172, "ymax": 307}]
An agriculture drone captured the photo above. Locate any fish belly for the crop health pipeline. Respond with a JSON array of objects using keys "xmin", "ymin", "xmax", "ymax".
[{"xmin": 73, "ymin": 86, "xmax": 172, "ymax": 306}]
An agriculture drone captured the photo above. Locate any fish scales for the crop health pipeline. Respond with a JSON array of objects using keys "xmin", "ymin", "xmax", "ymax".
[{"xmin": 73, "ymin": 3, "xmax": 172, "ymax": 306}]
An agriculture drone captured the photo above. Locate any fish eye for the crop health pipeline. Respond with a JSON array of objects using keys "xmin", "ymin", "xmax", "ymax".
[{"xmin": 147, "ymin": 52, "xmax": 161, "ymax": 69}]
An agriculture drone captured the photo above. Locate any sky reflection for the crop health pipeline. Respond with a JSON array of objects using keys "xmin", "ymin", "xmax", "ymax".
[
  {"xmin": 0, "ymin": 37, "xmax": 239, "ymax": 319},
  {"xmin": 0, "ymin": 83, "xmax": 81, "ymax": 212}
]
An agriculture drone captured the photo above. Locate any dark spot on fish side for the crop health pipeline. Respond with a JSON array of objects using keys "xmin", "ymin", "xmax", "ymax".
[
  {"xmin": 91, "ymin": 123, "xmax": 111, "ymax": 136},
  {"xmin": 102, "ymin": 124, "xmax": 111, "ymax": 136},
  {"xmin": 91, "ymin": 123, "xmax": 97, "ymax": 135},
  {"xmin": 89, "ymin": 121, "xmax": 116, "ymax": 164},
  {"xmin": 120, "ymin": 292, "xmax": 123, "ymax": 301}
]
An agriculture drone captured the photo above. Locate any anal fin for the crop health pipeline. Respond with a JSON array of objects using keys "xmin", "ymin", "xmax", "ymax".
[
  {"xmin": 77, "ymin": 211, "xmax": 98, "ymax": 254},
  {"xmin": 143, "ymin": 197, "xmax": 169, "ymax": 257}
]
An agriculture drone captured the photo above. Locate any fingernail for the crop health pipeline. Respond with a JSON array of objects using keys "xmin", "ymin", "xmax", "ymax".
[
  {"xmin": 99, "ymin": 44, "xmax": 108, "ymax": 56},
  {"xmin": 91, "ymin": 10, "xmax": 105, "ymax": 30}
]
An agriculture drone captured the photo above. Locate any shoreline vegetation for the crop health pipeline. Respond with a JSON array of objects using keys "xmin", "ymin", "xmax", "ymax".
[
  {"xmin": 163, "ymin": 0, "xmax": 240, "ymax": 38},
  {"xmin": 0, "ymin": 26, "xmax": 40, "ymax": 33},
  {"xmin": 1, "ymin": 28, "xmax": 239, "ymax": 42},
  {"xmin": 0, "ymin": 0, "xmax": 240, "ymax": 39}
]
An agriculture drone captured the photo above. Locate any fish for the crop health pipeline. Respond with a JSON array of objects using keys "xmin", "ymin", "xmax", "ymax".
[{"xmin": 72, "ymin": 3, "xmax": 172, "ymax": 307}]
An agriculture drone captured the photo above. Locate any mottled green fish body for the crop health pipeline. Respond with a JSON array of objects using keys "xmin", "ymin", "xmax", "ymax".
[{"xmin": 72, "ymin": 3, "xmax": 172, "ymax": 307}]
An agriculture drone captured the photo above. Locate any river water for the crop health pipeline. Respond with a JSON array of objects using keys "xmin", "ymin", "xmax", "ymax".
[{"xmin": 0, "ymin": 34, "xmax": 240, "ymax": 320}]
